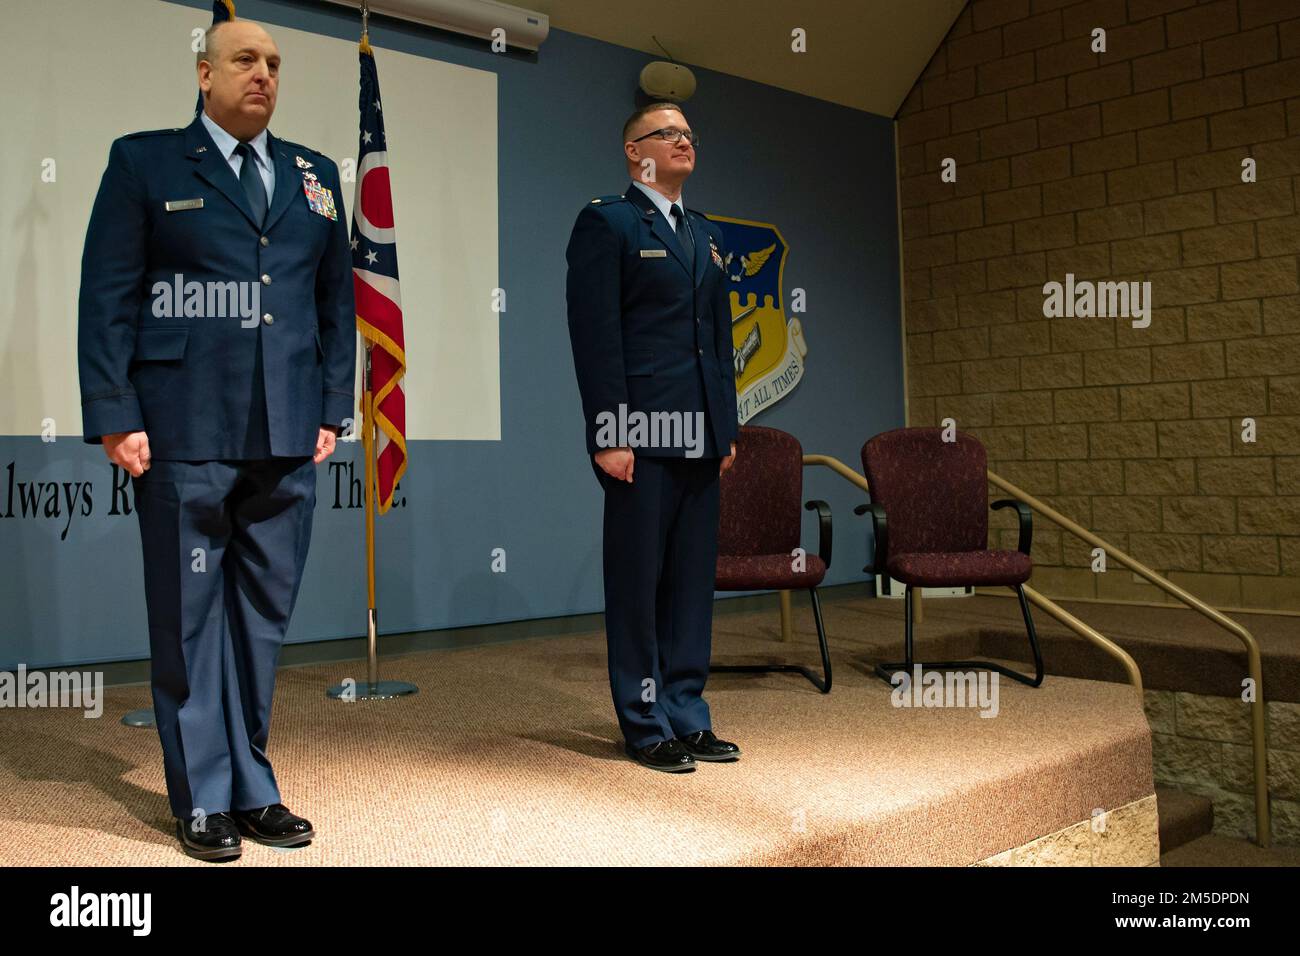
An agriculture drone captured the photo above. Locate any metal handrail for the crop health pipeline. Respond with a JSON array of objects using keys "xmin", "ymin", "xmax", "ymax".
[
  {"xmin": 798, "ymin": 453, "xmax": 1269, "ymax": 846},
  {"xmin": 984, "ymin": 470, "xmax": 1269, "ymax": 847},
  {"xmin": 1020, "ymin": 585, "xmax": 1142, "ymax": 692}
]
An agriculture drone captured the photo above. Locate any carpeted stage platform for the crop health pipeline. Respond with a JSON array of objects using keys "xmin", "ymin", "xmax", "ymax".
[{"xmin": 0, "ymin": 594, "xmax": 1156, "ymax": 866}]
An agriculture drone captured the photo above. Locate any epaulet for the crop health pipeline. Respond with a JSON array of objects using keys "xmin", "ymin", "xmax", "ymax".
[
  {"xmin": 588, "ymin": 195, "xmax": 627, "ymax": 206},
  {"xmin": 278, "ymin": 138, "xmax": 329, "ymax": 160},
  {"xmin": 122, "ymin": 128, "xmax": 184, "ymax": 140}
]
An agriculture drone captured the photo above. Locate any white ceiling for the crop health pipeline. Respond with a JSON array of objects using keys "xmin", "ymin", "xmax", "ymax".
[{"xmin": 530, "ymin": 0, "xmax": 968, "ymax": 117}]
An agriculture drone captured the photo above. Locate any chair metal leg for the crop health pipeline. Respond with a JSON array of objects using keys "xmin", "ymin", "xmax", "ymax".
[
  {"xmin": 1013, "ymin": 583, "xmax": 1046, "ymax": 686},
  {"xmin": 807, "ymin": 587, "xmax": 832, "ymax": 693},
  {"xmin": 874, "ymin": 584, "xmax": 1045, "ymax": 688},
  {"xmin": 711, "ymin": 588, "xmax": 832, "ymax": 693},
  {"xmin": 905, "ymin": 585, "xmax": 916, "ymax": 667}
]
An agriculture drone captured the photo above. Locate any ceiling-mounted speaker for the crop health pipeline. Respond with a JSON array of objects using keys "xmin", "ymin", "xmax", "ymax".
[{"xmin": 638, "ymin": 61, "xmax": 696, "ymax": 101}]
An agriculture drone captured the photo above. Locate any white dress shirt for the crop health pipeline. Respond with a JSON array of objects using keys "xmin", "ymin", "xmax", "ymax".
[
  {"xmin": 631, "ymin": 180, "xmax": 690, "ymax": 238},
  {"xmin": 201, "ymin": 110, "xmax": 275, "ymax": 203}
]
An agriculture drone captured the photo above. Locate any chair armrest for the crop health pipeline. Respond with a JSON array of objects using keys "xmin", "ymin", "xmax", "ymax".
[
  {"xmin": 991, "ymin": 498, "xmax": 1033, "ymax": 557},
  {"xmin": 853, "ymin": 502, "xmax": 888, "ymax": 575},
  {"xmin": 804, "ymin": 499, "xmax": 832, "ymax": 570}
]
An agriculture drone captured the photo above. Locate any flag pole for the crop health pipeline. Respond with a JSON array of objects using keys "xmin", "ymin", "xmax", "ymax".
[
  {"xmin": 327, "ymin": 4, "xmax": 416, "ymax": 702},
  {"xmin": 363, "ymin": 345, "xmax": 378, "ymax": 690}
]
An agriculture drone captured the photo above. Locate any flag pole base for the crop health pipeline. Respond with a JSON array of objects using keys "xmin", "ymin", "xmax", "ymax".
[
  {"xmin": 122, "ymin": 708, "xmax": 156, "ymax": 728},
  {"xmin": 326, "ymin": 680, "xmax": 418, "ymax": 701}
]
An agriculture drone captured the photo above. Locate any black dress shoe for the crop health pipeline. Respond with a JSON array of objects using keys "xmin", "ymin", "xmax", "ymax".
[
  {"xmin": 233, "ymin": 804, "xmax": 315, "ymax": 847},
  {"xmin": 624, "ymin": 738, "xmax": 696, "ymax": 772},
  {"xmin": 176, "ymin": 812, "xmax": 241, "ymax": 862},
  {"xmin": 679, "ymin": 730, "xmax": 741, "ymax": 761}
]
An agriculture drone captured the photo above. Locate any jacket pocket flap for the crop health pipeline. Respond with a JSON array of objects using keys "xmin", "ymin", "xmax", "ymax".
[{"xmin": 133, "ymin": 326, "xmax": 189, "ymax": 361}]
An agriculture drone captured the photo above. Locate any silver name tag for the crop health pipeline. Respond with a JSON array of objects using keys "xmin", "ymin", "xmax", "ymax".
[
  {"xmin": 639, "ymin": 249, "xmax": 667, "ymax": 258},
  {"xmin": 164, "ymin": 198, "xmax": 204, "ymax": 212}
]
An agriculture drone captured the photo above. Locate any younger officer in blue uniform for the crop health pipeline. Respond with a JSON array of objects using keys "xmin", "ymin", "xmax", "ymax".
[
  {"xmin": 566, "ymin": 103, "xmax": 742, "ymax": 772},
  {"xmin": 77, "ymin": 19, "xmax": 355, "ymax": 859}
]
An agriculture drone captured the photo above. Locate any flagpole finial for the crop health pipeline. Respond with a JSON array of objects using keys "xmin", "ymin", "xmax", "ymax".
[{"xmin": 359, "ymin": 0, "xmax": 373, "ymax": 53}]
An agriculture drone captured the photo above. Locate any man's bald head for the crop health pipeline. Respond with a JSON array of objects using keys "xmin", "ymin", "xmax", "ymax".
[
  {"xmin": 197, "ymin": 19, "xmax": 261, "ymax": 66},
  {"xmin": 196, "ymin": 19, "xmax": 281, "ymax": 140},
  {"xmin": 197, "ymin": 20, "xmax": 224, "ymax": 67}
]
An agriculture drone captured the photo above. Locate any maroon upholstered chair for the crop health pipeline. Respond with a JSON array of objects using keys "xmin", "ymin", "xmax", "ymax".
[
  {"xmin": 712, "ymin": 425, "xmax": 833, "ymax": 693},
  {"xmin": 855, "ymin": 427, "xmax": 1044, "ymax": 687}
]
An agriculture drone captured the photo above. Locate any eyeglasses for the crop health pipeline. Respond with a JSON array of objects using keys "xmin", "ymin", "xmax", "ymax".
[{"xmin": 632, "ymin": 127, "xmax": 699, "ymax": 148}]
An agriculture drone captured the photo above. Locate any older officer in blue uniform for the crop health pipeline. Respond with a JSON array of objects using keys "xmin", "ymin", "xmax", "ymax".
[
  {"xmin": 77, "ymin": 19, "xmax": 355, "ymax": 859},
  {"xmin": 566, "ymin": 102, "xmax": 742, "ymax": 772}
]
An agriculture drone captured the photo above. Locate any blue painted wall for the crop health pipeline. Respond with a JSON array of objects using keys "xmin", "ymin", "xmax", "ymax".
[{"xmin": 0, "ymin": 0, "xmax": 902, "ymax": 668}]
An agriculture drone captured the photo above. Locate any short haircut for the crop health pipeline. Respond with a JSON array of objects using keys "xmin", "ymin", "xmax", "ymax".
[
  {"xmin": 196, "ymin": 21, "xmax": 230, "ymax": 66},
  {"xmin": 622, "ymin": 102, "xmax": 684, "ymax": 143}
]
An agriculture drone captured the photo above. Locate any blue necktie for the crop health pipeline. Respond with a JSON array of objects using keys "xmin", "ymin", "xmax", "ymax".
[
  {"xmin": 669, "ymin": 203, "xmax": 694, "ymax": 256},
  {"xmin": 235, "ymin": 143, "xmax": 268, "ymax": 227}
]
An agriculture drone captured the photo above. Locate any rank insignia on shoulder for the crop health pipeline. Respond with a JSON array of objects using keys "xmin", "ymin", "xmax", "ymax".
[{"xmin": 295, "ymin": 155, "xmax": 314, "ymax": 169}]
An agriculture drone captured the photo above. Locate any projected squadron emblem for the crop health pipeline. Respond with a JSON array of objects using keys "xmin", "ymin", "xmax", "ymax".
[{"xmin": 706, "ymin": 215, "xmax": 808, "ymax": 423}]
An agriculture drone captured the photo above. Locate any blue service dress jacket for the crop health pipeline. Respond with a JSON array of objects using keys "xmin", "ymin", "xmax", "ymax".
[
  {"xmin": 77, "ymin": 115, "xmax": 356, "ymax": 460},
  {"xmin": 566, "ymin": 183, "xmax": 739, "ymax": 459}
]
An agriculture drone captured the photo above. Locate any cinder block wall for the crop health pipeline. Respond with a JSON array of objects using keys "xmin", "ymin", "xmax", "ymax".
[{"xmin": 897, "ymin": 0, "xmax": 1300, "ymax": 611}]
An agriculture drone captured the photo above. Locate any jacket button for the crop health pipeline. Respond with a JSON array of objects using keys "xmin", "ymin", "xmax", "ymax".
[
  {"xmin": 261, "ymin": 274, "xmax": 272, "ymax": 285},
  {"xmin": 263, "ymin": 313, "xmax": 274, "ymax": 325},
  {"xmin": 260, "ymin": 236, "xmax": 269, "ymax": 247},
  {"xmin": 697, "ymin": 348, "xmax": 703, "ymax": 356}
]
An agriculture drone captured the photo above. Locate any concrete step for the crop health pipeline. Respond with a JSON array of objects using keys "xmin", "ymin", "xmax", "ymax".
[
  {"xmin": 1160, "ymin": 832, "xmax": 1300, "ymax": 866},
  {"xmin": 966, "ymin": 596, "xmax": 1300, "ymax": 701},
  {"xmin": 1156, "ymin": 786, "xmax": 1213, "ymax": 854}
]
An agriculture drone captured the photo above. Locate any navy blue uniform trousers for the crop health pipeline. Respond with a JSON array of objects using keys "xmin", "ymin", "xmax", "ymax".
[
  {"xmin": 131, "ymin": 456, "xmax": 315, "ymax": 820},
  {"xmin": 596, "ymin": 455, "xmax": 721, "ymax": 748}
]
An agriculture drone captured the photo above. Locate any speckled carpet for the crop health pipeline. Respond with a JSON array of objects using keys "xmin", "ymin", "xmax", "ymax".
[{"xmin": 0, "ymin": 594, "xmax": 1153, "ymax": 865}]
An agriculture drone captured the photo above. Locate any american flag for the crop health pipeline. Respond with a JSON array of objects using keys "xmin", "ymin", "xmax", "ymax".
[{"xmin": 350, "ymin": 37, "xmax": 408, "ymax": 513}]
